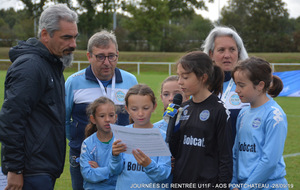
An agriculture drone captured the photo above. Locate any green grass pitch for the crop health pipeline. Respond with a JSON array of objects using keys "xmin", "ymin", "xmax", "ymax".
[{"xmin": 0, "ymin": 70, "xmax": 299, "ymax": 189}]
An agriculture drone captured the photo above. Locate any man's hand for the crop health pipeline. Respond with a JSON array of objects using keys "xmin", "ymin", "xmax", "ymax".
[{"xmin": 5, "ymin": 172, "xmax": 23, "ymax": 190}]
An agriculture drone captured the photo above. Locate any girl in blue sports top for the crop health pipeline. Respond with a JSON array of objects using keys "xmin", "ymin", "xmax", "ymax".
[
  {"xmin": 154, "ymin": 76, "xmax": 188, "ymax": 190},
  {"xmin": 110, "ymin": 84, "xmax": 171, "ymax": 190},
  {"xmin": 154, "ymin": 75, "xmax": 186, "ymax": 133},
  {"xmin": 80, "ymin": 97, "xmax": 118, "ymax": 189},
  {"xmin": 231, "ymin": 57, "xmax": 288, "ymax": 189}
]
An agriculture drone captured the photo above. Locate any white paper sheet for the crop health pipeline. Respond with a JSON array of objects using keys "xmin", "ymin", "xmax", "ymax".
[{"xmin": 111, "ymin": 124, "xmax": 171, "ymax": 157}]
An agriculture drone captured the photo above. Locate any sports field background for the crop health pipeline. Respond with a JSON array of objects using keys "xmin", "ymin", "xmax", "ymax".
[{"xmin": 0, "ymin": 50, "xmax": 299, "ymax": 189}]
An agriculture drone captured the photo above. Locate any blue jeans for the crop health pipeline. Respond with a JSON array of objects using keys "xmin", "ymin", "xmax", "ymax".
[
  {"xmin": 23, "ymin": 174, "xmax": 55, "ymax": 190},
  {"xmin": 69, "ymin": 148, "xmax": 84, "ymax": 190}
]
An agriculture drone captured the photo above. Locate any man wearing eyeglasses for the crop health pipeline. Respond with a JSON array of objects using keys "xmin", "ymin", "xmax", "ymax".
[{"xmin": 65, "ymin": 30, "xmax": 138, "ymax": 190}]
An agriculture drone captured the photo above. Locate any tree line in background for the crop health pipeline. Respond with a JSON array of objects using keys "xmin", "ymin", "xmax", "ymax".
[{"xmin": 1, "ymin": 0, "xmax": 300, "ymax": 52}]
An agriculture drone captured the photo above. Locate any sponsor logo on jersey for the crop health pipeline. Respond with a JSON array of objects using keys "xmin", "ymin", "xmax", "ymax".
[
  {"xmin": 127, "ymin": 161, "xmax": 145, "ymax": 172},
  {"xmin": 115, "ymin": 90, "xmax": 125, "ymax": 103},
  {"xmin": 90, "ymin": 145, "xmax": 97, "ymax": 155},
  {"xmin": 81, "ymin": 144, "xmax": 87, "ymax": 153},
  {"xmin": 183, "ymin": 135, "xmax": 205, "ymax": 147},
  {"xmin": 252, "ymin": 117, "xmax": 261, "ymax": 129},
  {"xmin": 72, "ymin": 71, "xmax": 84, "ymax": 77},
  {"xmin": 199, "ymin": 110, "xmax": 210, "ymax": 121},
  {"xmin": 239, "ymin": 142, "xmax": 256, "ymax": 153},
  {"xmin": 271, "ymin": 106, "xmax": 284, "ymax": 128},
  {"xmin": 229, "ymin": 94, "xmax": 241, "ymax": 106},
  {"xmin": 238, "ymin": 111, "xmax": 247, "ymax": 129},
  {"xmin": 180, "ymin": 106, "xmax": 190, "ymax": 120}
]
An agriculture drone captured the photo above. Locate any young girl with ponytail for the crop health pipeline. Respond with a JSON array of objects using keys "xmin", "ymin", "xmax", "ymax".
[
  {"xmin": 80, "ymin": 97, "xmax": 118, "ymax": 189},
  {"xmin": 231, "ymin": 57, "xmax": 288, "ymax": 189}
]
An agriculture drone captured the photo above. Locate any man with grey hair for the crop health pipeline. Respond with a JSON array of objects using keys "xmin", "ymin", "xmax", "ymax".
[
  {"xmin": 0, "ymin": 4, "xmax": 78, "ymax": 190},
  {"xmin": 65, "ymin": 30, "xmax": 137, "ymax": 190}
]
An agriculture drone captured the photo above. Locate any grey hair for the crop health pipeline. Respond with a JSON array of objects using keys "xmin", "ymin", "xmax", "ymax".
[
  {"xmin": 202, "ymin": 26, "xmax": 248, "ymax": 61},
  {"xmin": 38, "ymin": 4, "xmax": 78, "ymax": 38},
  {"xmin": 87, "ymin": 30, "xmax": 118, "ymax": 54}
]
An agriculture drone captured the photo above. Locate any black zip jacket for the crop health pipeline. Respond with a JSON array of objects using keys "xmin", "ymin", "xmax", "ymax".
[{"xmin": 0, "ymin": 38, "xmax": 66, "ymax": 179}]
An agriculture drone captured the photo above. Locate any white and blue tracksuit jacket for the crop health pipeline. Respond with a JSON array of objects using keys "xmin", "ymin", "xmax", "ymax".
[
  {"xmin": 65, "ymin": 65, "xmax": 138, "ymax": 153},
  {"xmin": 231, "ymin": 99, "xmax": 287, "ymax": 189}
]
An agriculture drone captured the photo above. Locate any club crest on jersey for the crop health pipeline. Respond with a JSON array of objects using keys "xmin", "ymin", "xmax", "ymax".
[
  {"xmin": 252, "ymin": 118, "xmax": 261, "ymax": 129},
  {"xmin": 229, "ymin": 94, "xmax": 241, "ymax": 106},
  {"xmin": 180, "ymin": 107, "xmax": 190, "ymax": 120},
  {"xmin": 115, "ymin": 90, "xmax": 125, "ymax": 103},
  {"xmin": 199, "ymin": 110, "xmax": 210, "ymax": 121},
  {"xmin": 183, "ymin": 109, "xmax": 188, "ymax": 116}
]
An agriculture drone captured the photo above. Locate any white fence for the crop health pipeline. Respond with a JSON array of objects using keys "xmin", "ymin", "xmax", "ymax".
[
  {"xmin": 72, "ymin": 61, "xmax": 175, "ymax": 75},
  {"xmin": 66, "ymin": 61, "xmax": 300, "ymax": 75},
  {"xmin": 1, "ymin": 59, "xmax": 300, "ymax": 75}
]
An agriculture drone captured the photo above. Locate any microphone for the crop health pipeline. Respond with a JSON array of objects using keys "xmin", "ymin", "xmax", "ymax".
[{"xmin": 165, "ymin": 93, "xmax": 183, "ymax": 144}]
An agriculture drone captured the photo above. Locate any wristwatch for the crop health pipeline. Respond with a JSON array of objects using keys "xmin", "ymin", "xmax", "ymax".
[{"xmin": 10, "ymin": 170, "xmax": 23, "ymax": 174}]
